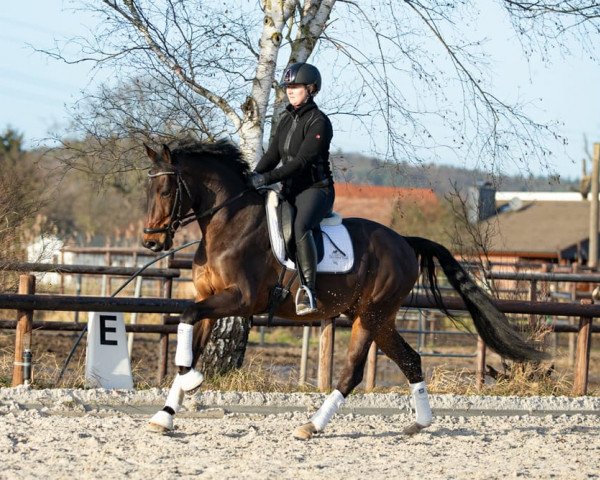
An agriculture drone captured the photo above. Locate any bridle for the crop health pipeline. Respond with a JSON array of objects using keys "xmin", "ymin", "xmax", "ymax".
[
  {"xmin": 143, "ymin": 169, "xmax": 190, "ymax": 237},
  {"xmin": 143, "ymin": 168, "xmax": 251, "ymax": 238}
]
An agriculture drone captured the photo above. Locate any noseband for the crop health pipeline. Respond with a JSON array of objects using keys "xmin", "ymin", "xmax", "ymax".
[{"xmin": 143, "ymin": 169, "xmax": 251, "ymax": 238}]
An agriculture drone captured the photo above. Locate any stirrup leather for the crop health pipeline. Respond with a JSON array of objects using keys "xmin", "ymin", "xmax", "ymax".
[{"xmin": 295, "ymin": 285, "xmax": 317, "ymax": 315}]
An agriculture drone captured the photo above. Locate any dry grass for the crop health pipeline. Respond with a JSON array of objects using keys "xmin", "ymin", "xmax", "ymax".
[
  {"xmin": 425, "ymin": 363, "xmax": 574, "ymax": 397},
  {"xmin": 0, "ymin": 342, "xmax": 88, "ymax": 389},
  {"xmin": 202, "ymin": 353, "xmax": 317, "ymax": 393},
  {"xmin": 0, "ymin": 344, "xmax": 13, "ymax": 387}
]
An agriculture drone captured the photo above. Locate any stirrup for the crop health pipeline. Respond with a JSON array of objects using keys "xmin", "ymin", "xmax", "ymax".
[{"xmin": 295, "ymin": 285, "xmax": 317, "ymax": 315}]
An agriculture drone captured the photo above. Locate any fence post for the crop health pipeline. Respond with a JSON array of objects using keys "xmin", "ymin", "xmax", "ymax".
[
  {"xmin": 157, "ymin": 276, "xmax": 173, "ymax": 384},
  {"xmin": 365, "ymin": 341, "xmax": 378, "ymax": 392},
  {"xmin": 572, "ymin": 300, "xmax": 593, "ymax": 395},
  {"xmin": 128, "ymin": 276, "xmax": 144, "ymax": 357},
  {"xmin": 569, "ymin": 263, "xmax": 580, "ymax": 365},
  {"xmin": 59, "ymin": 250, "xmax": 65, "ymax": 295},
  {"xmin": 318, "ymin": 317, "xmax": 335, "ymax": 392},
  {"xmin": 427, "ymin": 311, "xmax": 437, "ymax": 349},
  {"xmin": 104, "ymin": 243, "xmax": 112, "ymax": 296},
  {"xmin": 529, "ymin": 279, "xmax": 538, "ymax": 329},
  {"xmin": 299, "ymin": 326, "xmax": 311, "ymax": 386},
  {"xmin": 12, "ymin": 274, "xmax": 36, "ymax": 386},
  {"xmin": 416, "ymin": 309, "xmax": 424, "ymax": 352},
  {"xmin": 475, "ymin": 336, "xmax": 486, "ymax": 391},
  {"xmin": 73, "ymin": 274, "xmax": 82, "ymax": 324}
]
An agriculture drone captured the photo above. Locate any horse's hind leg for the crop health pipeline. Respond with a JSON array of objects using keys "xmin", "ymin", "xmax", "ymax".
[
  {"xmin": 374, "ymin": 322, "xmax": 432, "ymax": 435},
  {"xmin": 294, "ymin": 315, "xmax": 374, "ymax": 440}
]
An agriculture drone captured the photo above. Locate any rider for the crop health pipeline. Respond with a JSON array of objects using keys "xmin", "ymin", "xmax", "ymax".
[{"xmin": 248, "ymin": 62, "xmax": 335, "ymax": 315}]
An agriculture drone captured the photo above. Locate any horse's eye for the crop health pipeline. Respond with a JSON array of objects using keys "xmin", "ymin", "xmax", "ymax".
[{"xmin": 160, "ymin": 190, "xmax": 171, "ymax": 198}]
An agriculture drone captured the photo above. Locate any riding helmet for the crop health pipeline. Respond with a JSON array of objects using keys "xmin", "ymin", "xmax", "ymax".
[{"xmin": 281, "ymin": 62, "xmax": 322, "ymax": 92}]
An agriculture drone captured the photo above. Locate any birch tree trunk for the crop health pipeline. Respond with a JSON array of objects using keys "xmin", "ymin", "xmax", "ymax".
[
  {"xmin": 200, "ymin": 316, "xmax": 251, "ymax": 376},
  {"xmin": 239, "ymin": 0, "xmax": 296, "ymax": 165},
  {"xmin": 201, "ymin": 0, "xmax": 296, "ymax": 373},
  {"xmin": 270, "ymin": 0, "xmax": 336, "ymax": 138}
]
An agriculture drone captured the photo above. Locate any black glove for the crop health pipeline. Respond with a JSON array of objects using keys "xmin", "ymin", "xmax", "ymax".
[{"xmin": 248, "ymin": 172, "xmax": 267, "ymax": 189}]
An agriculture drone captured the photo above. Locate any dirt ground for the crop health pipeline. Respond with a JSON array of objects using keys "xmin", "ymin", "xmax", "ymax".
[
  {"xmin": 0, "ymin": 402, "xmax": 599, "ymax": 479},
  {"xmin": 1, "ymin": 325, "xmax": 599, "ymax": 479}
]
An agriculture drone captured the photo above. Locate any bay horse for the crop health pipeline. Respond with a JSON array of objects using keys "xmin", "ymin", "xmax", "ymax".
[{"xmin": 141, "ymin": 140, "xmax": 546, "ymax": 438}]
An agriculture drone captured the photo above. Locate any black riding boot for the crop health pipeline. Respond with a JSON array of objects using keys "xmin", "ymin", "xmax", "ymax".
[{"xmin": 295, "ymin": 230, "xmax": 318, "ymax": 315}]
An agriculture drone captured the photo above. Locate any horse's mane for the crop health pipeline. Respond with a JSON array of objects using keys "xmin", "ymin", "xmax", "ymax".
[{"xmin": 170, "ymin": 139, "xmax": 251, "ymax": 178}]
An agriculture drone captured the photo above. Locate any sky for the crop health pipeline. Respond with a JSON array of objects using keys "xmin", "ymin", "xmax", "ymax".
[
  {"xmin": 1, "ymin": 1, "xmax": 600, "ymax": 182},
  {"xmin": 0, "ymin": 3, "xmax": 103, "ymax": 143}
]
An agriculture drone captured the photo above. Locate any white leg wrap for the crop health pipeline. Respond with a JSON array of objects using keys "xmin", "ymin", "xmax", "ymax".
[
  {"xmin": 175, "ymin": 323, "xmax": 194, "ymax": 367},
  {"xmin": 410, "ymin": 381, "xmax": 432, "ymax": 427},
  {"xmin": 310, "ymin": 390, "xmax": 346, "ymax": 431},
  {"xmin": 178, "ymin": 368, "xmax": 204, "ymax": 392},
  {"xmin": 164, "ymin": 375, "xmax": 184, "ymax": 413}
]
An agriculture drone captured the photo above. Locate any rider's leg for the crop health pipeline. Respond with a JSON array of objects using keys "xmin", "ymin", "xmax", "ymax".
[
  {"xmin": 293, "ymin": 185, "xmax": 334, "ymax": 315},
  {"xmin": 295, "ymin": 230, "xmax": 318, "ymax": 314}
]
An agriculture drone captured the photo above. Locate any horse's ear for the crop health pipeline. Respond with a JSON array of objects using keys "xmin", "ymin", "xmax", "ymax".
[
  {"xmin": 144, "ymin": 143, "xmax": 159, "ymax": 163},
  {"xmin": 161, "ymin": 144, "xmax": 173, "ymax": 164}
]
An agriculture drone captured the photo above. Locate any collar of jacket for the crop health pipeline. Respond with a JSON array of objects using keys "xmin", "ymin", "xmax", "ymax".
[{"xmin": 286, "ymin": 98, "xmax": 317, "ymax": 118}]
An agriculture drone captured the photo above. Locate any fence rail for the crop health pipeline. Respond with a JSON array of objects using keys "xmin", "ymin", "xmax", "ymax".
[
  {"xmin": 486, "ymin": 270, "xmax": 600, "ymax": 283},
  {"xmin": 0, "ymin": 287, "xmax": 597, "ymax": 394},
  {"xmin": 0, "ymin": 261, "xmax": 180, "ymax": 279},
  {"xmin": 3, "ymin": 292, "xmax": 600, "ymax": 318}
]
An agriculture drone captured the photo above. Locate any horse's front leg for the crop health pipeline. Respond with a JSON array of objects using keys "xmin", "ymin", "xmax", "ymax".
[{"xmin": 148, "ymin": 288, "xmax": 247, "ymax": 433}]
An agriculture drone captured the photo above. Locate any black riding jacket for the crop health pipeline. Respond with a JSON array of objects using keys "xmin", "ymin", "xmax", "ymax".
[{"xmin": 255, "ymin": 99, "xmax": 333, "ymax": 197}]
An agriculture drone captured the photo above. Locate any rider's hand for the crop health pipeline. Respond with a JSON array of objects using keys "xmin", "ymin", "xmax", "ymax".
[{"xmin": 248, "ymin": 172, "xmax": 267, "ymax": 189}]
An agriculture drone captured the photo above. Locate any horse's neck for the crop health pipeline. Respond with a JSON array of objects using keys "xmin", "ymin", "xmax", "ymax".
[
  {"xmin": 188, "ymin": 164, "xmax": 242, "ymax": 214},
  {"xmin": 191, "ymin": 171, "xmax": 264, "ymax": 243},
  {"xmin": 199, "ymin": 198, "xmax": 267, "ymax": 258}
]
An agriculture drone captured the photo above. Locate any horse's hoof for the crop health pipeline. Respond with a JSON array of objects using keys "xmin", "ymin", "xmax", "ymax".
[
  {"xmin": 178, "ymin": 369, "xmax": 204, "ymax": 392},
  {"xmin": 293, "ymin": 422, "xmax": 318, "ymax": 440},
  {"xmin": 147, "ymin": 410, "xmax": 173, "ymax": 433},
  {"xmin": 402, "ymin": 422, "xmax": 429, "ymax": 436}
]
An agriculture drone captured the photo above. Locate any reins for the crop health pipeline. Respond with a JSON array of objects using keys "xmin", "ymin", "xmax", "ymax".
[
  {"xmin": 178, "ymin": 189, "xmax": 251, "ymax": 227},
  {"xmin": 143, "ymin": 169, "xmax": 252, "ymax": 236}
]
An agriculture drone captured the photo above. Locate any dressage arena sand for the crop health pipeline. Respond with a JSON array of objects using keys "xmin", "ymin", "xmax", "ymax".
[{"xmin": 1, "ymin": 388, "xmax": 599, "ymax": 480}]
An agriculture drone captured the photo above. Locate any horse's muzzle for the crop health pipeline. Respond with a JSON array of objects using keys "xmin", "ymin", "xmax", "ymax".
[
  {"xmin": 142, "ymin": 238, "xmax": 163, "ymax": 252},
  {"xmin": 142, "ymin": 233, "xmax": 172, "ymax": 252}
]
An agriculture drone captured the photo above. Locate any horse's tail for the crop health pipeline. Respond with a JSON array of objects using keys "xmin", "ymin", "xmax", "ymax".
[{"xmin": 404, "ymin": 236, "xmax": 548, "ymax": 363}]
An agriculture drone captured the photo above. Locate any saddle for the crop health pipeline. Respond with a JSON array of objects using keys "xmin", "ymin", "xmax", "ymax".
[{"xmin": 265, "ymin": 189, "xmax": 354, "ymax": 274}]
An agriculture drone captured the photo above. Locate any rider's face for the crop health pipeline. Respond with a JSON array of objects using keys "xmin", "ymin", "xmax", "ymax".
[{"xmin": 286, "ymin": 84, "xmax": 310, "ymax": 108}]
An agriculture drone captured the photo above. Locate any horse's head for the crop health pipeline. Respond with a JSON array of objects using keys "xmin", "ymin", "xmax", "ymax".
[
  {"xmin": 142, "ymin": 139, "xmax": 253, "ymax": 251},
  {"xmin": 142, "ymin": 144, "xmax": 191, "ymax": 252}
]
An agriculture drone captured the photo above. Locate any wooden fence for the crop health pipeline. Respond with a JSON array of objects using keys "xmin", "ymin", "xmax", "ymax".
[{"xmin": 1, "ymin": 266, "xmax": 598, "ymax": 394}]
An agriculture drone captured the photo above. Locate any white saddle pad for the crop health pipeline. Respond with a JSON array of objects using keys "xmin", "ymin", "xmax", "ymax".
[{"xmin": 265, "ymin": 189, "xmax": 354, "ymax": 273}]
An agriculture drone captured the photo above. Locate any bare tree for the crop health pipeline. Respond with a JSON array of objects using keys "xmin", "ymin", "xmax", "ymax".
[
  {"xmin": 42, "ymin": 0, "xmax": 600, "ymax": 374},
  {"xmin": 43, "ymin": 1, "xmax": 600, "ymax": 177},
  {"xmin": 0, "ymin": 129, "xmax": 47, "ymax": 291}
]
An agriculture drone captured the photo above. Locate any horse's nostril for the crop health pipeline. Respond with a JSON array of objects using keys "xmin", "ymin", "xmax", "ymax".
[{"xmin": 143, "ymin": 239, "xmax": 157, "ymax": 250}]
